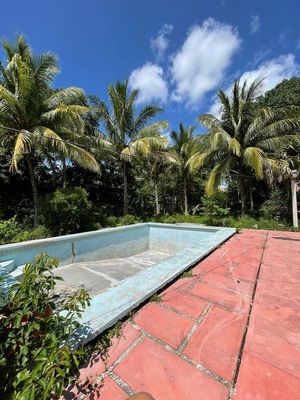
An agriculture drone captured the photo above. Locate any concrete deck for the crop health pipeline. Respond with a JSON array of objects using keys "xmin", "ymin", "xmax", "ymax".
[
  {"xmin": 54, "ymin": 251, "xmax": 170, "ymax": 298},
  {"xmin": 63, "ymin": 229, "xmax": 300, "ymax": 400}
]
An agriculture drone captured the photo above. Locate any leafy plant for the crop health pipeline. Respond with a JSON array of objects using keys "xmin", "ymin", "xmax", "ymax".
[
  {"xmin": 0, "ymin": 217, "xmax": 50, "ymax": 245},
  {"xmin": 259, "ymin": 189, "xmax": 289, "ymax": 220},
  {"xmin": 201, "ymin": 196, "xmax": 230, "ymax": 222},
  {"xmin": 117, "ymin": 214, "xmax": 141, "ymax": 226},
  {"xmin": 0, "ymin": 253, "xmax": 90, "ymax": 399},
  {"xmin": 180, "ymin": 270, "xmax": 193, "ymax": 278},
  {"xmin": 42, "ymin": 187, "xmax": 93, "ymax": 235},
  {"xmin": 149, "ymin": 293, "xmax": 162, "ymax": 304}
]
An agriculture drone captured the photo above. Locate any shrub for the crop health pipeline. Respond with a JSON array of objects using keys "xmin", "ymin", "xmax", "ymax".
[
  {"xmin": 0, "ymin": 217, "xmax": 50, "ymax": 245},
  {"xmin": 42, "ymin": 187, "xmax": 93, "ymax": 235},
  {"xmin": 104, "ymin": 215, "xmax": 119, "ymax": 227},
  {"xmin": 201, "ymin": 196, "xmax": 230, "ymax": 223},
  {"xmin": 117, "ymin": 214, "xmax": 141, "ymax": 226},
  {"xmin": 0, "ymin": 217, "xmax": 22, "ymax": 245},
  {"xmin": 0, "ymin": 253, "xmax": 90, "ymax": 399},
  {"xmin": 260, "ymin": 189, "xmax": 289, "ymax": 220}
]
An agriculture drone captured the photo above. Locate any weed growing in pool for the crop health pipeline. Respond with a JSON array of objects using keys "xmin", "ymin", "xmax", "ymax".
[
  {"xmin": 150, "ymin": 293, "xmax": 162, "ymax": 304},
  {"xmin": 0, "ymin": 253, "xmax": 91, "ymax": 399}
]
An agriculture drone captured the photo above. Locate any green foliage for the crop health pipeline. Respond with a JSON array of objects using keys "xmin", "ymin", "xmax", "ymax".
[
  {"xmin": 180, "ymin": 270, "xmax": 193, "ymax": 278},
  {"xmin": 259, "ymin": 189, "xmax": 289, "ymax": 220},
  {"xmin": 0, "ymin": 217, "xmax": 50, "ymax": 245},
  {"xmin": 117, "ymin": 214, "xmax": 141, "ymax": 226},
  {"xmin": 149, "ymin": 293, "xmax": 162, "ymax": 304},
  {"xmin": 259, "ymin": 77, "xmax": 300, "ymax": 107},
  {"xmin": 0, "ymin": 253, "xmax": 91, "ymax": 399},
  {"xmin": 103, "ymin": 215, "xmax": 119, "ymax": 227},
  {"xmin": 201, "ymin": 196, "xmax": 230, "ymax": 222},
  {"xmin": 42, "ymin": 187, "xmax": 93, "ymax": 235}
]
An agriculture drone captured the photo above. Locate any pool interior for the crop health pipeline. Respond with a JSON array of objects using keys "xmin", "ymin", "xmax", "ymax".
[
  {"xmin": 0, "ymin": 223, "xmax": 235, "ymax": 343},
  {"xmin": 54, "ymin": 250, "xmax": 170, "ymax": 299},
  {"xmin": 53, "ymin": 224, "xmax": 220, "ymax": 299}
]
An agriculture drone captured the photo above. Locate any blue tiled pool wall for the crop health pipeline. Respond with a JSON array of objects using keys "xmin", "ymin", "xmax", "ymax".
[
  {"xmin": 0, "ymin": 224, "xmax": 150, "ymax": 268},
  {"xmin": 149, "ymin": 225, "xmax": 218, "ymax": 253},
  {"xmin": 0, "ymin": 223, "xmax": 222, "ymax": 270}
]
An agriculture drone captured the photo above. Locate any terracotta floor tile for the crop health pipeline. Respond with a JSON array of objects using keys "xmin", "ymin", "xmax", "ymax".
[
  {"xmin": 184, "ymin": 306, "xmax": 247, "ymax": 381},
  {"xmin": 162, "ymin": 290, "xmax": 208, "ymax": 318},
  {"xmin": 79, "ymin": 324, "xmax": 141, "ymax": 385},
  {"xmin": 86, "ymin": 377, "xmax": 127, "ymax": 400},
  {"xmin": 187, "ymin": 281, "xmax": 250, "ymax": 312},
  {"xmin": 234, "ymin": 352, "xmax": 300, "ymax": 400},
  {"xmin": 134, "ymin": 303, "xmax": 193, "ymax": 348},
  {"xmin": 202, "ymin": 272, "xmax": 254, "ymax": 296},
  {"xmin": 245, "ymin": 296, "xmax": 300, "ymax": 378},
  {"xmin": 115, "ymin": 337, "xmax": 228, "ymax": 400}
]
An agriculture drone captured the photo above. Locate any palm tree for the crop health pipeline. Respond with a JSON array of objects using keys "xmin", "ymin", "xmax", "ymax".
[
  {"xmin": 98, "ymin": 81, "xmax": 163, "ymax": 215},
  {"xmin": 188, "ymin": 79, "xmax": 300, "ymax": 213},
  {"xmin": 123, "ymin": 122, "xmax": 177, "ymax": 215},
  {"xmin": 0, "ymin": 36, "xmax": 100, "ymax": 226},
  {"xmin": 171, "ymin": 124, "xmax": 199, "ymax": 215}
]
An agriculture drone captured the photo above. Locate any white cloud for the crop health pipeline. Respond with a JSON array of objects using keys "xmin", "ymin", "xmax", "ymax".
[
  {"xmin": 209, "ymin": 54, "xmax": 299, "ymax": 115},
  {"xmin": 250, "ymin": 15, "xmax": 260, "ymax": 34},
  {"xmin": 170, "ymin": 18, "xmax": 241, "ymax": 107},
  {"xmin": 128, "ymin": 63, "xmax": 168, "ymax": 104},
  {"xmin": 151, "ymin": 24, "xmax": 174, "ymax": 62},
  {"xmin": 239, "ymin": 54, "xmax": 299, "ymax": 91}
]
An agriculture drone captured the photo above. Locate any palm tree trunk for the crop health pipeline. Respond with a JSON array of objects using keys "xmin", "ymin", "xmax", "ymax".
[
  {"xmin": 239, "ymin": 164, "xmax": 246, "ymax": 214},
  {"xmin": 183, "ymin": 175, "xmax": 188, "ymax": 215},
  {"xmin": 122, "ymin": 160, "xmax": 129, "ymax": 215},
  {"xmin": 27, "ymin": 155, "xmax": 39, "ymax": 227},
  {"xmin": 62, "ymin": 157, "xmax": 67, "ymax": 189},
  {"xmin": 154, "ymin": 180, "xmax": 160, "ymax": 215},
  {"xmin": 249, "ymin": 184, "xmax": 254, "ymax": 211}
]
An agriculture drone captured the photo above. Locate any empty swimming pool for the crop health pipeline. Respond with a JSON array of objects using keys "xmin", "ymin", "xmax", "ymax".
[{"xmin": 0, "ymin": 223, "xmax": 235, "ymax": 343}]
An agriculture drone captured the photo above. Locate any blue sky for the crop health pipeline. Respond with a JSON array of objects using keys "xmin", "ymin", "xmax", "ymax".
[{"xmin": 1, "ymin": 0, "xmax": 300, "ymax": 133}]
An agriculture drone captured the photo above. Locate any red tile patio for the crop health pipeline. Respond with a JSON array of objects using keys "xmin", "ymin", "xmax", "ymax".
[{"xmin": 63, "ymin": 229, "xmax": 300, "ymax": 400}]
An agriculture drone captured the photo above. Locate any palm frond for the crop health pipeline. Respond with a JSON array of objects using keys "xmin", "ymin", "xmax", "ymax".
[
  {"xmin": 244, "ymin": 146, "xmax": 264, "ymax": 179},
  {"xmin": 10, "ymin": 129, "xmax": 31, "ymax": 172}
]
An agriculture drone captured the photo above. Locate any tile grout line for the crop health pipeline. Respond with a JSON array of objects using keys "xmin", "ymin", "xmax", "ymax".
[
  {"xmin": 158, "ymin": 301, "xmax": 196, "ymax": 321},
  {"xmin": 80, "ymin": 332, "xmax": 145, "ymax": 399},
  {"xmin": 130, "ymin": 322, "xmax": 230, "ymax": 387},
  {"xmin": 227, "ymin": 232, "xmax": 269, "ymax": 400},
  {"xmin": 107, "ymin": 371, "xmax": 135, "ymax": 396},
  {"xmin": 198, "ymin": 278, "xmax": 253, "ymax": 298},
  {"xmin": 184, "ymin": 291, "xmax": 249, "ymax": 315},
  {"xmin": 177, "ymin": 302, "xmax": 212, "ymax": 354},
  {"xmin": 79, "ymin": 232, "xmax": 260, "ymax": 399}
]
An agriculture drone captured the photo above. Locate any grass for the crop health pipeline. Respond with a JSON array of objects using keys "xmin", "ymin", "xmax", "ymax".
[
  {"xmin": 180, "ymin": 270, "xmax": 193, "ymax": 278},
  {"xmin": 144, "ymin": 213, "xmax": 299, "ymax": 232},
  {"xmin": 1, "ymin": 213, "xmax": 299, "ymax": 245},
  {"xmin": 149, "ymin": 293, "xmax": 162, "ymax": 304}
]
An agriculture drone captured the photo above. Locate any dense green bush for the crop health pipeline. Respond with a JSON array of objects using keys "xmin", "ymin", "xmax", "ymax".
[
  {"xmin": 103, "ymin": 215, "xmax": 119, "ymax": 227},
  {"xmin": 0, "ymin": 253, "xmax": 90, "ymax": 399},
  {"xmin": 42, "ymin": 187, "xmax": 94, "ymax": 235},
  {"xmin": 260, "ymin": 189, "xmax": 289, "ymax": 220},
  {"xmin": 117, "ymin": 214, "xmax": 141, "ymax": 226},
  {"xmin": 0, "ymin": 217, "xmax": 50, "ymax": 245},
  {"xmin": 201, "ymin": 196, "xmax": 230, "ymax": 223}
]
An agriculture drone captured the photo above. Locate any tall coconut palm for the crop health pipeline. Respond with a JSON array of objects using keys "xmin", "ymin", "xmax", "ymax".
[
  {"xmin": 123, "ymin": 122, "xmax": 178, "ymax": 215},
  {"xmin": 0, "ymin": 36, "xmax": 100, "ymax": 226},
  {"xmin": 171, "ymin": 123, "xmax": 199, "ymax": 215},
  {"xmin": 98, "ymin": 81, "xmax": 164, "ymax": 215},
  {"xmin": 188, "ymin": 79, "xmax": 300, "ymax": 213}
]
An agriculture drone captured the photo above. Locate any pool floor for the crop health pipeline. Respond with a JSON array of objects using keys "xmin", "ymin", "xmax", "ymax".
[{"xmin": 53, "ymin": 250, "xmax": 170, "ymax": 298}]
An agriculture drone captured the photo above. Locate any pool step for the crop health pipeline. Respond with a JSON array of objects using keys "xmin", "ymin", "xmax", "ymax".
[{"xmin": 0, "ymin": 259, "xmax": 15, "ymax": 275}]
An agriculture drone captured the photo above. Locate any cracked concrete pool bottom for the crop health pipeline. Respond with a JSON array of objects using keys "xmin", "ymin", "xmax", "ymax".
[{"xmin": 53, "ymin": 250, "xmax": 170, "ymax": 298}]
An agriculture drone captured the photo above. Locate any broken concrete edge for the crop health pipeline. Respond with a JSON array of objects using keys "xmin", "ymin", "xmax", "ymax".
[{"xmin": 69, "ymin": 226, "xmax": 236, "ymax": 346}]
